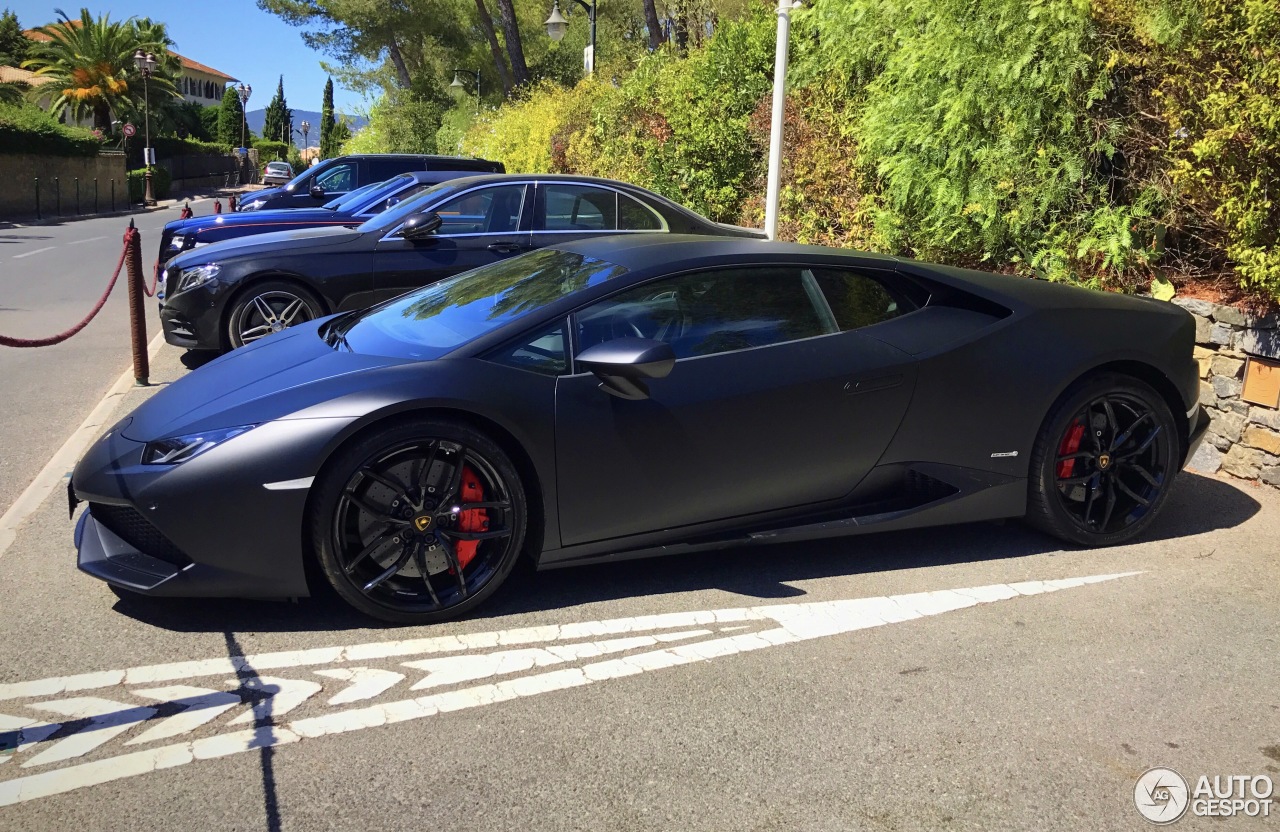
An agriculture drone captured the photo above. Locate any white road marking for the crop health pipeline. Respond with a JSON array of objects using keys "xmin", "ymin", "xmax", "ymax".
[
  {"xmin": 67, "ymin": 236, "xmax": 107, "ymax": 246},
  {"xmin": 22, "ymin": 698, "xmax": 157, "ymax": 768},
  {"xmin": 226, "ymin": 677, "xmax": 322, "ymax": 725},
  {"xmin": 125, "ymin": 686, "xmax": 241, "ymax": 746},
  {"xmin": 313, "ymin": 669, "xmax": 405, "ymax": 706},
  {"xmin": 11, "ymin": 247, "xmax": 53, "ymax": 259},
  {"xmin": 0, "ymin": 572, "xmax": 1142, "ymax": 806}
]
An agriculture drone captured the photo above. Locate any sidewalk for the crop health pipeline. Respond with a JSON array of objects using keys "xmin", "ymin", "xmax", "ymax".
[{"xmin": 0, "ymin": 184, "xmax": 265, "ymax": 228}]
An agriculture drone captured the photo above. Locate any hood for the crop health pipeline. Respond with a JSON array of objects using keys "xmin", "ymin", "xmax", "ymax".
[
  {"xmin": 166, "ymin": 225, "xmax": 361, "ymax": 269},
  {"xmin": 175, "ymin": 207, "xmax": 339, "ymax": 235},
  {"xmin": 120, "ymin": 320, "xmax": 410, "ymax": 442}
]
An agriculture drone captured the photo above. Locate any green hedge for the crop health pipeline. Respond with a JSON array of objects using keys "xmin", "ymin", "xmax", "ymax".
[
  {"xmin": 0, "ymin": 102, "xmax": 102, "ymax": 157},
  {"xmin": 251, "ymin": 139, "xmax": 290, "ymax": 160},
  {"xmin": 127, "ymin": 136, "xmax": 231, "ymax": 169},
  {"xmin": 126, "ymin": 166, "xmax": 172, "ymax": 203}
]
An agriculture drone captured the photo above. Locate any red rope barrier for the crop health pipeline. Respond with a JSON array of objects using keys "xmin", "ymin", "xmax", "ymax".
[
  {"xmin": 145, "ymin": 260, "xmax": 162, "ymax": 298},
  {"xmin": 0, "ymin": 226, "xmax": 137, "ymax": 348}
]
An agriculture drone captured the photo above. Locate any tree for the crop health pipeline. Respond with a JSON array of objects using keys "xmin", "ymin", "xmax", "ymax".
[
  {"xmin": 493, "ymin": 0, "xmax": 530, "ymax": 87},
  {"xmin": 21, "ymin": 8, "xmax": 176, "ymax": 132},
  {"xmin": 217, "ymin": 85, "xmax": 241, "ymax": 145},
  {"xmin": 330, "ymin": 114, "xmax": 353, "ymax": 152},
  {"xmin": 0, "ymin": 9, "xmax": 29, "ymax": 66},
  {"xmin": 262, "ymin": 75, "xmax": 293, "ymax": 146},
  {"xmin": 319, "ymin": 76, "xmax": 337, "ymax": 157},
  {"xmin": 198, "ymin": 104, "xmax": 220, "ymax": 141}
]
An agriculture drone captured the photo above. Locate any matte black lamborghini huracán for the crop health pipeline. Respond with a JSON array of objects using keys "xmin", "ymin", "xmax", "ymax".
[{"xmin": 72, "ymin": 236, "xmax": 1210, "ymax": 624}]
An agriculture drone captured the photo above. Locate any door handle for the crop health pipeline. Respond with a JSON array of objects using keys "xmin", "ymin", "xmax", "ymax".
[
  {"xmin": 487, "ymin": 242, "xmax": 522, "ymax": 253},
  {"xmin": 843, "ymin": 374, "xmax": 903, "ymax": 395}
]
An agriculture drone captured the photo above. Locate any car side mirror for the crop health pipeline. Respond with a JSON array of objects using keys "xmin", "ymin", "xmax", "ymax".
[
  {"xmin": 401, "ymin": 212, "xmax": 443, "ymax": 241},
  {"xmin": 309, "ymin": 183, "xmax": 325, "ymax": 199},
  {"xmin": 576, "ymin": 338, "xmax": 675, "ymax": 401}
]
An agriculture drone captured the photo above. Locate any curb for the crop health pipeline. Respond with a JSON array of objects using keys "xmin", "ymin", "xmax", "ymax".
[{"xmin": 1, "ymin": 188, "xmax": 262, "ymax": 229}]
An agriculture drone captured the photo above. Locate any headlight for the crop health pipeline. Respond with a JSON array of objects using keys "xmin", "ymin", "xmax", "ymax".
[
  {"xmin": 239, "ymin": 200, "xmax": 264, "ymax": 212},
  {"xmin": 143, "ymin": 425, "xmax": 257, "ymax": 465},
  {"xmin": 172, "ymin": 263, "xmax": 221, "ymax": 294},
  {"xmin": 166, "ymin": 234, "xmax": 187, "ymax": 251}
]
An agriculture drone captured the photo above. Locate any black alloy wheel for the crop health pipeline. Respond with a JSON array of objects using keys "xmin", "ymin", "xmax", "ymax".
[
  {"xmin": 227, "ymin": 280, "xmax": 324, "ymax": 349},
  {"xmin": 1027, "ymin": 373, "xmax": 1178, "ymax": 546},
  {"xmin": 312, "ymin": 420, "xmax": 527, "ymax": 624}
]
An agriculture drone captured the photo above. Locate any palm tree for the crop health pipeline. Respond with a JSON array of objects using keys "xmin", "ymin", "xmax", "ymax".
[{"xmin": 21, "ymin": 8, "xmax": 175, "ymax": 132}]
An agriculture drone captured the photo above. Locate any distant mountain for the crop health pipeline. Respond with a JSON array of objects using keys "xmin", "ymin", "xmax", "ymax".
[{"xmin": 245, "ymin": 108, "xmax": 368, "ymax": 148}]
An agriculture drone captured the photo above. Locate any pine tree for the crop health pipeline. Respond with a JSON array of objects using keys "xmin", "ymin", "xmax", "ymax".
[
  {"xmin": 217, "ymin": 86, "xmax": 241, "ymax": 146},
  {"xmin": 319, "ymin": 77, "xmax": 336, "ymax": 158},
  {"xmin": 0, "ymin": 10, "xmax": 29, "ymax": 65},
  {"xmin": 262, "ymin": 75, "xmax": 293, "ymax": 147}
]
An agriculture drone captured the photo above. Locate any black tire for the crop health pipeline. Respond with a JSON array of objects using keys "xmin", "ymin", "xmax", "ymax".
[
  {"xmin": 310, "ymin": 419, "xmax": 528, "ymax": 624},
  {"xmin": 1027, "ymin": 373, "xmax": 1179, "ymax": 546},
  {"xmin": 226, "ymin": 280, "xmax": 324, "ymax": 349}
]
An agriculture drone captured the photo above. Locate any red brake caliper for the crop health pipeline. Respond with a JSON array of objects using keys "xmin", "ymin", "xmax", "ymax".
[
  {"xmin": 1056, "ymin": 420, "xmax": 1086, "ymax": 479},
  {"xmin": 452, "ymin": 466, "xmax": 488, "ymax": 571}
]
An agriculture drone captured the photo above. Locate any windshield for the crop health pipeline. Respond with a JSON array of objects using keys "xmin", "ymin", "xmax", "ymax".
[
  {"xmin": 333, "ymin": 248, "xmax": 628, "ymax": 359},
  {"xmin": 322, "ymin": 176, "xmax": 413, "ymax": 212},
  {"xmin": 355, "ymin": 181, "xmax": 459, "ymax": 233},
  {"xmin": 266, "ymin": 162, "xmax": 291, "ymax": 172},
  {"xmin": 282, "ymin": 158, "xmax": 333, "ymax": 192}
]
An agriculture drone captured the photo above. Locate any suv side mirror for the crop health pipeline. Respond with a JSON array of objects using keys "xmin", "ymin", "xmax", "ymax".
[
  {"xmin": 576, "ymin": 338, "xmax": 675, "ymax": 400},
  {"xmin": 401, "ymin": 212, "xmax": 443, "ymax": 241},
  {"xmin": 309, "ymin": 182, "xmax": 326, "ymax": 199}
]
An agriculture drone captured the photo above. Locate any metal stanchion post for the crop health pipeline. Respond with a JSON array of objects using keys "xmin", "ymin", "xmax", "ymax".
[
  {"xmin": 124, "ymin": 220, "xmax": 149, "ymax": 386},
  {"xmin": 94, "ymin": 178, "xmax": 99, "ymax": 213},
  {"xmin": 75, "ymin": 177, "xmax": 80, "ymax": 215},
  {"xmin": 55, "ymin": 177, "xmax": 61, "ymax": 216},
  {"xmin": 34, "ymin": 178, "xmax": 40, "ymax": 221}
]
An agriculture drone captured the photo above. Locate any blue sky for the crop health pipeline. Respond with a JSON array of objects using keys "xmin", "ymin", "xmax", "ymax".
[{"xmin": 7, "ymin": 1, "xmax": 363, "ymax": 114}]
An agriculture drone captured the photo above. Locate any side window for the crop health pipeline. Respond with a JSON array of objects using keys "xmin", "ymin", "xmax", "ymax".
[
  {"xmin": 487, "ymin": 320, "xmax": 568, "ymax": 376},
  {"xmin": 368, "ymin": 183, "xmax": 433, "ymax": 216},
  {"xmin": 432, "ymin": 185, "xmax": 525, "ymax": 235},
  {"xmin": 540, "ymin": 185, "xmax": 617, "ymax": 231},
  {"xmin": 618, "ymin": 194, "xmax": 664, "ymax": 231},
  {"xmin": 810, "ymin": 268, "xmax": 916, "ymax": 331},
  {"xmin": 369, "ymin": 158, "xmax": 414, "ymax": 181},
  {"xmin": 574, "ymin": 268, "xmax": 831, "ymax": 361},
  {"xmin": 316, "ymin": 163, "xmax": 356, "ymax": 193}
]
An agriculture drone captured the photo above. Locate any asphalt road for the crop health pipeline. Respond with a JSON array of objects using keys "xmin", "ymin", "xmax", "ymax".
[
  {"xmin": 0, "ymin": 346, "xmax": 1276, "ymax": 831},
  {"xmin": 0, "ymin": 209, "xmax": 176, "ymax": 515}
]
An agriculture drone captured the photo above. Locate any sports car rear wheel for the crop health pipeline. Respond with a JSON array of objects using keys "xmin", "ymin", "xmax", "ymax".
[
  {"xmin": 1027, "ymin": 373, "xmax": 1177, "ymax": 547},
  {"xmin": 311, "ymin": 420, "xmax": 527, "ymax": 624}
]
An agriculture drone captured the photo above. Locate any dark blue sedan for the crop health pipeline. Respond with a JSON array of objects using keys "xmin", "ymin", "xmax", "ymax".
[{"xmin": 156, "ymin": 172, "xmax": 466, "ymax": 270}]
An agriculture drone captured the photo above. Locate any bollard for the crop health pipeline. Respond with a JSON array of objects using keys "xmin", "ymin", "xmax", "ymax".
[
  {"xmin": 179, "ymin": 202, "xmax": 192, "ymax": 220},
  {"xmin": 125, "ymin": 220, "xmax": 149, "ymax": 386},
  {"xmin": 55, "ymin": 177, "xmax": 61, "ymax": 217},
  {"xmin": 111, "ymin": 179, "xmax": 116, "ymax": 212},
  {"xmin": 34, "ymin": 178, "xmax": 40, "ymax": 221},
  {"xmin": 213, "ymin": 199, "xmax": 222, "ymax": 214},
  {"xmin": 94, "ymin": 178, "xmax": 99, "ymax": 214},
  {"xmin": 75, "ymin": 177, "xmax": 80, "ymax": 215},
  {"xmin": 229, "ymin": 194, "xmax": 238, "ymax": 212}
]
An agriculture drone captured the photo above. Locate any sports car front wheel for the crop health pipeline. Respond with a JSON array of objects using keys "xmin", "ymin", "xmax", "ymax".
[
  {"xmin": 310, "ymin": 419, "xmax": 528, "ymax": 624},
  {"xmin": 1026, "ymin": 373, "xmax": 1178, "ymax": 547}
]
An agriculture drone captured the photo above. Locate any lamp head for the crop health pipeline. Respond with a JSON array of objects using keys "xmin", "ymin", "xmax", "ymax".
[{"xmin": 545, "ymin": 2, "xmax": 569, "ymax": 42}]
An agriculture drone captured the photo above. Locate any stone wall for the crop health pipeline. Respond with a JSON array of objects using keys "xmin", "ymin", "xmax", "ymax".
[
  {"xmin": 0, "ymin": 152, "xmax": 128, "ymax": 220},
  {"xmin": 1174, "ymin": 297, "xmax": 1280, "ymax": 488}
]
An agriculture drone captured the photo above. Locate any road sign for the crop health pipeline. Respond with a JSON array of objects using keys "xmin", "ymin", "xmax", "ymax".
[{"xmin": 122, "ymin": 124, "xmax": 136, "ymax": 137}]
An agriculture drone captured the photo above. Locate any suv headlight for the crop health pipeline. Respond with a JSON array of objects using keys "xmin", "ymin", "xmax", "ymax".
[
  {"xmin": 143, "ymin": 425, "xmax": 257, "ymax": 465},
  {"xmin": 239, "ymin": 199, "xmax": 264, "ymax": 212},
  {"xmin": 172, "ymin": 263, "xmax": 221, "ymax": 294},
  {"xmin": 166, "ymin": 234, "xmax": 188, "ymax": 252}
]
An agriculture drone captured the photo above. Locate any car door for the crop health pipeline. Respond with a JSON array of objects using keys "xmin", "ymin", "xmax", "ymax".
[
  {"xmin": 293, "ymin": 159, "xmax": 358, "ymax": 208},
  {"xmin": 530, "ymin": 182, "xmax": 666, "ymax": 248},
  {"xmin": 553, "ymin": 265, "xmax": 919, "ymax": 546},
  {"xmin": 372, "ymin": 183, "xmax": 532, "ymax": 302}
]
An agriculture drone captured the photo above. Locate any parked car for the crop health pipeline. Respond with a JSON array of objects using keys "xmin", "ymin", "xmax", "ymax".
[
  {"xmin": 156, "ymin": 171, "xmax": 473, "ymax": 270},
  {"xmin": 237, "ymin": 154, "xmax": 504, "ymax": 212},
  {"xmin": 72, "ymin": 235, "xmax": 1209, "ymax": 624},
  {"xmin": 158, "ymin": 174, "xmax": 765, "ymax": 351},
  {"xmin": 261, "ymin": 161, "xmax": 295, "ymax": 187}
]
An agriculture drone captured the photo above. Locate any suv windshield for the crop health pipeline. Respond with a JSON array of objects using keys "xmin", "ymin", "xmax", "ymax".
[
  {"xmin": 332, "ymin": 248, "xmax": 628, "ymax": 359},
  {"xmin": 323, "ymin": 175, "xmax": 415, "ymax": 212}
]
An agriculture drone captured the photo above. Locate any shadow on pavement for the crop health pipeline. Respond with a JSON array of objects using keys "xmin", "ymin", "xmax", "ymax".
[
  {"xmin": 179, "ymin": 350, "xmax": 221, "ymax": 370},
  {"xmin": 110, "ymin": 471, "xmax": 1261, "ymax": 634}
]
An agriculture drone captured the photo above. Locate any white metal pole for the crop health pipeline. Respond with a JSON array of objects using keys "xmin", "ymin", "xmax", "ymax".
[{"xmin": 764, "ymin": 0, "xmax": 795, "ymax": 241}]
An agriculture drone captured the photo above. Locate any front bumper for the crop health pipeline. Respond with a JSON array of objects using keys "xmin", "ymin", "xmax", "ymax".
[
  {"xmin": 71, "ymin": 416, "xmax": 357, "ymax": 598},
  {"xmin": 160, "ymin": 279, "xmax": 231, "ymax": 350}
]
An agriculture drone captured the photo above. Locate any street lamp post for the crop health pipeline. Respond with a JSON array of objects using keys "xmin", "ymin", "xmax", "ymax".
[
  {"xmin": 545, "ymin": 0, "xmax": 597, "ymax": 75},
  {"xmin": 763, "ymin": 0, "xmax": 802, "ymax": 240},
  {"xmin": 235, "ymin": 82, "xmax": 252, "ymax": 151},
  {"xmin": 300, "ymin": 120, "xmax": 310, "ymax": 165},
  {"xmin": 132, "ymin": 50, "xmax": 157, "ymax": 206},
  {"xmin": 449, "ymin": 69, "xmax": 481, "ymax": 113}
]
